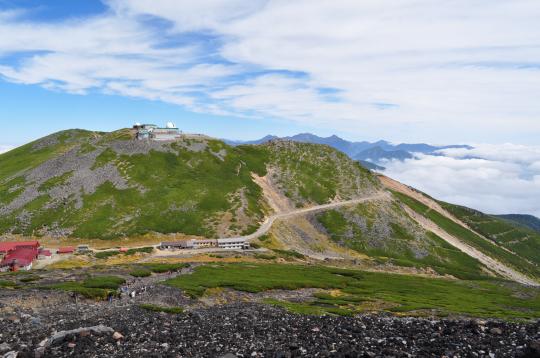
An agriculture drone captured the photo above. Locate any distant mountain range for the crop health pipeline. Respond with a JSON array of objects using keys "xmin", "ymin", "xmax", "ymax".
[{"xmin": 225, "ymin": 133, "xmax": 472, "ymax": 168}]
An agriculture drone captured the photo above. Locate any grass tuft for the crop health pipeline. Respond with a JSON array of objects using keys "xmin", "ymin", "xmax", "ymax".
[{"xmin": 139, "ymin": 304, "xmax": 184, "ymax": 314}]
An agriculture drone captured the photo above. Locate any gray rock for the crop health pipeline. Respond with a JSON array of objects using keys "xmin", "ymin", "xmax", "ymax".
[{"xmin": 0, "ymin": 343, "xmax": 11, "ymax": 354}]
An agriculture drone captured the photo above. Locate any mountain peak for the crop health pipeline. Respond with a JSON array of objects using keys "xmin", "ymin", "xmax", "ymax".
[{"xmin": 226, "ymin": 133, "xmax": 469, "ymax": 164}]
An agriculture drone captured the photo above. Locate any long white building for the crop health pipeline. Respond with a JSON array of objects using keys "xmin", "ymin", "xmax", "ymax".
[{"xmin": 159, "ymin": 238, "xmax": 249, "ymax": 250}]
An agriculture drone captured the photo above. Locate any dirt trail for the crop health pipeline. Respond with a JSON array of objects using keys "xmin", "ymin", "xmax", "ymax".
[
  {"xmin": 380, "ymin": 175, "xmax": 526, "ymax": 253},
  {"xmin": 403, "ymin": 206, "xmax": 538, "ymax": 286},
  {"xmin": 379, "ymin": 175, "xmax": 468, "ymax": 227},
  {"xmin": 380, "ymin": 175, "xmax": 538, "ymax": 286},
  {"xmin": 241, "ymin": 193, "xmax": 388, "ymax": 241}
]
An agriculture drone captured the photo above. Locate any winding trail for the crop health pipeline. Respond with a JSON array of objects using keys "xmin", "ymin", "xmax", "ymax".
[{"xmin": 240, "ymin": 193, "xmax": 387, "ymax": 241}]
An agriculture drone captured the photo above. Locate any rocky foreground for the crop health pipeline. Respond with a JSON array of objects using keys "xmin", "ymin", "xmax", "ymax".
[{"xmin": 0, "ymin": 290, "xmax": 539, "ymax": 358}]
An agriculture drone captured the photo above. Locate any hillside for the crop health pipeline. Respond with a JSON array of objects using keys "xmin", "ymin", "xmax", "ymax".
[
  {"xmin": 496, "ymin": 214, "xmax": 540, "ymax": 234},
  {"xmin": 0, "ymin": 128, "xmax": 538, "ymax": 285},
  {"xmin": 0, "ymin": 129, "xmax": 377, "ymax": 240}
]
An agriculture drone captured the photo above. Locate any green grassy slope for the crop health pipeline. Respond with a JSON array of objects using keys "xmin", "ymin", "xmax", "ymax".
[
  {"xmin": 266, "ymin": 141, "xmax": 379, "ymax": 206},
  {"xmin": 0, "ymin": 130, "xmax": 379, "ymax": 239},
  {"xmin": 496, "ymin": 214, "xmax": 540, "ymax": 233},
  {"xmin": 440, "ymin": 203, "xmax": 540, "ymax": 267},
  {"xmin": 165, "ymin": 263, "xmax": 540, "ymax": 319},
  {"xmin": 315, "ymin": 200, "xmax": 486, "ymax": 280},
  {"xmin": 393, "ymin": 192, "xmax": 540, "ymax": 280}
]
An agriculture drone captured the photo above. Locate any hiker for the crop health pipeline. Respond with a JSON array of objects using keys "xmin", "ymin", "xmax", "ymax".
[
  {"xmin": 130, "ymin": 291, "xmax": 136, "ymax": 298},
  {"xmin": 107, "ymin": 292, "xmax": 114, "ymax": 303}
]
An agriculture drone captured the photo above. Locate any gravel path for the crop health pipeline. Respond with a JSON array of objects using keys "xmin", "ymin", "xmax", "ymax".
[{"xmin": 241, "ymin": 193, "xmax": 387, "ymax": 242}]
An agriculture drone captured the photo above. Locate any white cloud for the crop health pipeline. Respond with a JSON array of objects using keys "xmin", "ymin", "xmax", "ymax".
[
  {"xmin": 0, "ymin": 145, "xmax": 14, "ymax": 154},
  {"xmin": 382, "ymin": 144, "xmax": 540, "ymax": 217},
  {"xmin": 0, "ymin": 1, "xmax": 539, "ymax": 142}
]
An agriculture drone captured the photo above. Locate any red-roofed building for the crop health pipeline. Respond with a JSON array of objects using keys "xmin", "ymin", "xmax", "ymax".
[
  {"xmin": 57, "ymin": 247, "xmax": 75, "ymax": 254},
  {"xmin": 0, "ymin": 247, "xmax": 39, "ymax": 271},
  {"xmin": 0, "ymin": 241, "xmax": 40, "ymax": 255},
  {"xmin": 0, "ymin": 242, "xmax": 41, "ymax": 271},
  {"xmin": 38, "ymin": 249, "xmax": 52, "ymax": 259}
]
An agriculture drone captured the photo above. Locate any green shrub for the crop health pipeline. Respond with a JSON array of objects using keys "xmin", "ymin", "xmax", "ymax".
[
  {"xmin": 125, "ymin": 247, "xmax": 154, "ymax": 255},
  {"xmin": 272, "ymin": 249, "xmax": 305, "ymax": 259},
  {"xmin": 254, "ymin": 253, "xmax": 277, "ymax": 260},
  {"xmin": 43, "ymin": 275, "xmax": 126, "ymax": 300},
  {"xmin": 94, "ymin": 250, "xmax": 120, "ymax": 259},
  {"xmin": 83, "ymin": 275, "xmax": 126, "ymax": 289},
  {"xmin": 130, "ymin": 269, "xmax": 152, "ymax": 278},
  {"xmin": 19, "ymin": 275, "xmax": 41, "ymax": 283},
  {"xmin": 0, "ymin": 280, "xmax": 16, "ymax": 288},
  {"xmin": 139, "ymin": 304, "xmax": 184, "ymax": 314}
]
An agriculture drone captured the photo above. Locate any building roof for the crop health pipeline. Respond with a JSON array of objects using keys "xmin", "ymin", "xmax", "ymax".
[
  {"xmin": 217, "ymin": 238, "xmax": 247, "ymax": 243},
  {"xmin": 57, "ymin": 246, "xmax": 75, "ymax": 253},
  {"xmin": 0, "ymin": 241, "xmax": 40, "ymax": 253},
  {"xmin": 1, "ymin": 247, "xmax": 38, "ymax": 266},
  {"xmin": 39, "ymin": 250, "xmax": 52, "ymax": 256},
  {"xmin": 160, "ymin": 240, "xmax": 193, "ymax": 246}
]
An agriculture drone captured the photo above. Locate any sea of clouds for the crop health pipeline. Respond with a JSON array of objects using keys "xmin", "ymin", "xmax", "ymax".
[
  {"xmin": 382, "ymin": 143, "xmax": 540, "ymax": 217},
  {"xmin": 0, "ymin": 145, "xmax": 14, "ymax": 154}
]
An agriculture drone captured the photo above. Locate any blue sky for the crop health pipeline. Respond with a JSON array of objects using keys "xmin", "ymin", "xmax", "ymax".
[
  {"xmin": 0, "ymin": 80, "xmax": 312, "ymax": 146},
  {"xmin": 0, "ymin": 0, "xmax": 539, "ymax": 147},
  {"xmin": 1, "ymin": 0, "xmax": 540, "ymax": 217}
]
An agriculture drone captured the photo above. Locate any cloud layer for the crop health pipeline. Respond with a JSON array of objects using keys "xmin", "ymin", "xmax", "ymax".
[
  {"xmin": 0, "ymin": 145, "xmax": 14, "ymax": 154},
  {"xmin": 0, "ymin": 1, "xmax": 539, "ymax": 141},
  {"xmin": 382, "ymin": 144, "xmax": 540, "ymax": 217}
]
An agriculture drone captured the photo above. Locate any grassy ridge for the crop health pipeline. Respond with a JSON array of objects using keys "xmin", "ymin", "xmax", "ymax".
[
  {"xmin": 394, "ymin": 192, "xmax": 540, "ymax": 280},
  {"xmin": 440, "ymin": 202, "xmax": 540, "ymax": 267},
  {"xmin": 44, "ymin": 275, "xmax": 126, "ymax": 299},
  {"xmin": 0, "ymin": 130, "xmax": 95, "ymax": 179},
  {"xmin": 165, "ymin": 263, "xmax": 540, "ymax": 319},
  {"xmin": 267, "ymin": 141, "xmax": 378, "ymax": 206},
  {"xmin": 316, "ymin": 202, "xmax": 486, "ymax": 280},
  {"xmin": 0, "ymin": 134, "xmax": 271, "ymax": 239},
  {"xmin": 0, "ymin": 130, "xmax": 380, "ymax": 239}
]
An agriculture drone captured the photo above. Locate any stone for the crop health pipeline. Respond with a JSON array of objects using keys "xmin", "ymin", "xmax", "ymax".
[
  {"xmin": 34, "ymin": 347, "xmax": 45, "ymax": 358},
  {"xmin": 490, "ymin": 327, "xmax": 503, "ymax": 335},
  {"xmin": 112, "ymin": 332, "xmax": 124, "ymax": 340},
  {"xmin": 0, "ymin": 344, "xmax": 11, "ymax": 354}
]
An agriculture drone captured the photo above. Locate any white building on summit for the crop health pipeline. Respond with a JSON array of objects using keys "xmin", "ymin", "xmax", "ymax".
[{"xmin": 133, "ymin": 122, "xmax": 181, "ymax": 141}]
